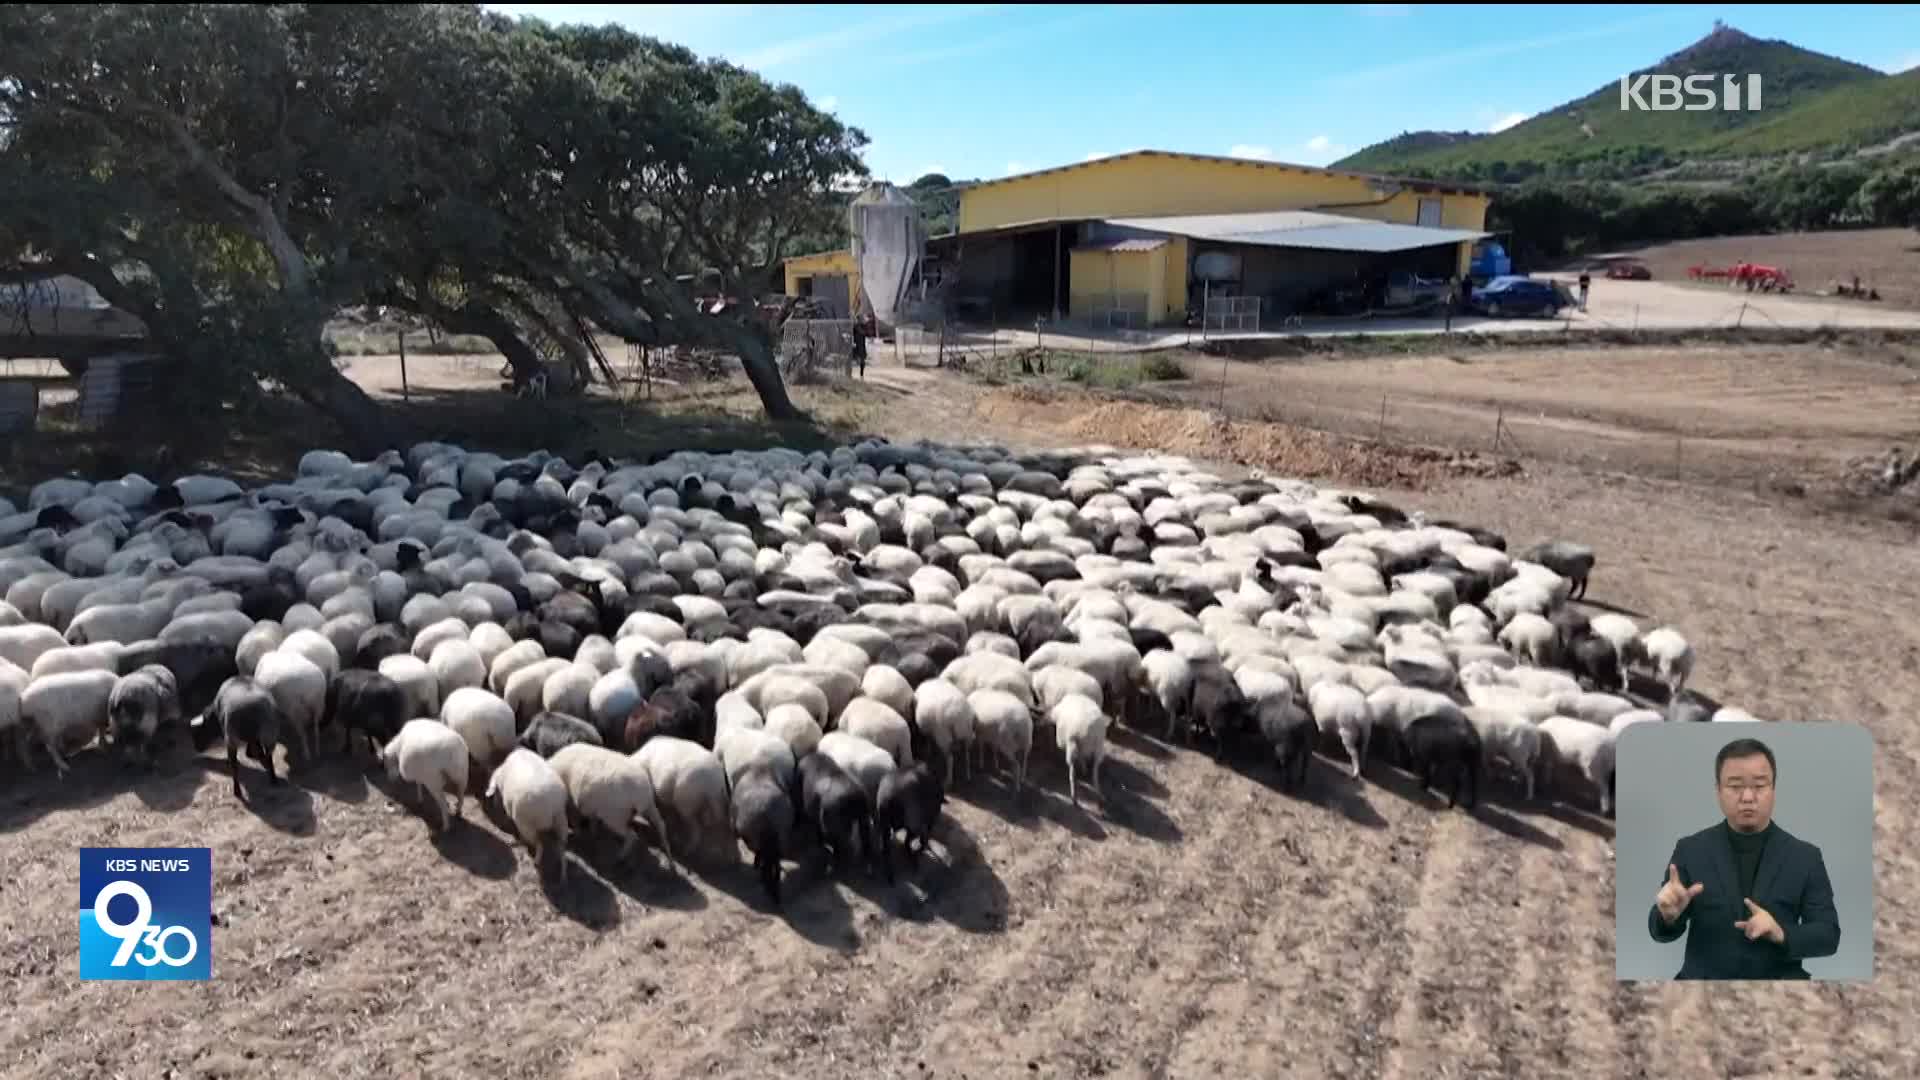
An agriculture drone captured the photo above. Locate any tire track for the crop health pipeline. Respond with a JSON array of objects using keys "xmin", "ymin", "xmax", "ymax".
[
  {"xmin": 1375, "ymin": 811, "xmax": 1522, "ymax": 1079},
  {"xmin": 904, "ymin": 739, "xmax": 1239, "ymax": 1078}
]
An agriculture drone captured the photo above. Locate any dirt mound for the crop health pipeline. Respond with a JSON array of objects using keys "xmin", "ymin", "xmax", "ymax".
[
  {"xmin": 974, "ymin": 387, "xmax": 1521, "ymax": 489},
  {"xmin": 1841, "ymin": 447, "xmax": 1920, "ymax": 496}
]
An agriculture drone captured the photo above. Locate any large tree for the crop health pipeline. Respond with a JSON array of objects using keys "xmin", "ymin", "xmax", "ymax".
[{"xmin": 0, "ymin": 3, "xmax": 868, "ymax": 451}]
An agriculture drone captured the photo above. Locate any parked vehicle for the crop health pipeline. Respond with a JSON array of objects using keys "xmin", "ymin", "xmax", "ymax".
[
  {"xmin": 1471, "ymin": 275, "xmax": 1563, "ymax": 318},
  {"xmin": 1381, "ymin": 269, "xmax": 1453, "ymax": 308},
  {"xmin": 1604, "ymin": 259, "xmax": 1651, "ymax": 280},
  {"xmin": 1469, "ymin": 240, "xmax": 1511, "ymax": 284}
]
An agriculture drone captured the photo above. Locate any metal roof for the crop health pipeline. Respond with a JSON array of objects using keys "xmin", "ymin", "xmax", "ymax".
[
  {"xmin": 961, "ymin": 149, "xmax": 1498, "ymax": 198},
  {"xmin": 1073, "ymin": 238, "xmax": 1170, "ymax": 254},
  {"xmin": 1101, "ymin": 210, "xmax": 1490, "ymax": 253}
]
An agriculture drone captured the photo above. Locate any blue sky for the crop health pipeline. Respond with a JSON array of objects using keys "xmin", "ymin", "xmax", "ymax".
[{"xmin": 484, "ymin": 3, "xmax": 1919, "ymax": 183}]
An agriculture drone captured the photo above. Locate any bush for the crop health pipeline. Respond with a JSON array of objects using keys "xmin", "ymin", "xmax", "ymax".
[{"xmin": 1140, "ymin": 353, "xmax": 1187, "ymax": 380}]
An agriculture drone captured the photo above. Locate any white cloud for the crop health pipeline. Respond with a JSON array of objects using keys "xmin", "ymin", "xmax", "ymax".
[
  {"xmin": 1489, "ymin": 111, "xmax": 1527, "ymax": 133},
  {"xmin": 1228, "ymin": 144, "xmax": 1276, "ymax": 161},
  {"xmin": 1358, "ymin": 3, "xmax": 1413, "ymax": 15},
  {"xmin": 1297, "ymin": 135, "xmax": 1354, "ymax": 165},
  {"xmin": 1324, "ymin": 9, "xmax": 1695, "ymax": 89},
  {"xmin": 1004, "ymin": 161, "xmax": 1031, "ymax": 175},
  {"xmin": 818, "ymin": 95, "xmax": 838, "ymax": 111},
  {"xmin": 736, "ymin": 4, "xmax": 1002, "ymax": 70}
]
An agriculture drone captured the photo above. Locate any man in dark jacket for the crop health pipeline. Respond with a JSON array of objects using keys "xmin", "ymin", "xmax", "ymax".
[{"xmin": 1648, "ymin": 737, "xmax": 1842, "ymax": 979}]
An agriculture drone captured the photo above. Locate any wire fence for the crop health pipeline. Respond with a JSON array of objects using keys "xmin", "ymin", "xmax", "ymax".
[{"xmin": 969, "ymin": 335, "xmax": 1915, "ymax": 512}]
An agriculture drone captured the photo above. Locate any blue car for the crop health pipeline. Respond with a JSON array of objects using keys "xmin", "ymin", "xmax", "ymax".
[{"xmin": 1471, "ymin": 275, "xmax": 1563, "ymax": 318}]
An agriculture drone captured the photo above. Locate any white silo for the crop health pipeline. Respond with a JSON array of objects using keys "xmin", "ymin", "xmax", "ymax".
[{"xmin": 849, "ymin": 182, "xmax": 927, "ymax": 333}]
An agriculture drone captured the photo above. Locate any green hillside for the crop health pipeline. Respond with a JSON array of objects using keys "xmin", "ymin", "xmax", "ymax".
[{"xmin": 1336, "ymin": 23, "xmax": 1913, "ymax": 182}]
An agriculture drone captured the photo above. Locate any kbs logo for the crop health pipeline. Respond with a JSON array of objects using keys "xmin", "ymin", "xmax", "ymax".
[
  {"xmin": 1620, "ymin": 73, "xmax": 1762, "ymax": 112},
  {"xmin": 79, "ymin": 847, "xmax": 212, "ymax": 981}
]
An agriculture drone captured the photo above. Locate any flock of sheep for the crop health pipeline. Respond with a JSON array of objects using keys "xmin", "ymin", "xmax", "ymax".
[{"xmin": 0, "ymin": 437, "xmax": 1746, "ymax": 905}]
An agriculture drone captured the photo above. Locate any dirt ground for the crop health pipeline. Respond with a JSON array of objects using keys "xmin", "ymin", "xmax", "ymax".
[
  {"xmin": 4, "ymin": 350, "xmax": 1917, "ymax": 1079},
  {"xmin": 1582, "ymin": 227, "xmax": 1920, "ymax": 312},
  {"xmin": 1141, "ymin": 341, "xmax": 1920, "ymax": 513}
]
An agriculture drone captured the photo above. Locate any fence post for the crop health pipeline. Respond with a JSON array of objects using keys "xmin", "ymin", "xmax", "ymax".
[
  {"xmin": 1377, "ymin": 394, "xmax": 1387, "ymax": 442},
  {"xmin": 1736, "ymin": 302, "xmax": 1747, "ymax": 329},
  {"xmin": 1493, "ymin": 405, "xmax": 1504, "ymax": 451},
  {"xmin": 398, "ymin": 331, "xmax": 409, "ymax": 403}
]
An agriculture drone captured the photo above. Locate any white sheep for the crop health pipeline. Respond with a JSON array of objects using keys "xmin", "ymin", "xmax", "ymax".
[
  {"xmin": 860, "ymin": 664, "xmax": 915, "ymax": 721},
  {"xmin": 903, "ymin": 675, "xmax": 972, "ymax": 782},
  {"xmin": 30, "ymin": 643, "xmax": 125, "ymax": 680},
  {"xmin": 1033, "ymin": 664, "xmax": 1103, "ymax": 713},
  {"xmin": 763, "ymin": 702, "xmax": 823, "ymax": 759},
  {"xmin": 488, "ymin": 639, "xmax": 547, "ymax": 694},
  {"xmin": 410, "ymin": 616, "xmax": 470, "ymax": 662},
  {"xmin": 382, "ymin": 718, "xmax": 471, "ymax": 831},
  {"xmin": 1306, "ymin": 681, "xmax": 1373, "ymax": 779},
  {"xmin": 1640, "ymin": 627, "xmax": 1694, "ymax": 699},
  {"xmin": 967, "ymin": 688, "xmax": 1033, "ymax": 790},
  {"xmin": 253, "ymin": 650, "xmax": 328, "ymax": 763},
  {"xmin": 21, "ymin": 668, "xmax": 120, "ymax": 773},
  {"xmin": 440, "ymin": 686, "xmax": 518, "ymax": 770},
  {"xmin": 0, "ymin": 661, "xmax": 27, "ymax": 762},
  {"xmin": 541, "ymin": 661, "xmax": 599, "ymax": 720},
  {"xmin": 633, "ymin": 735, "xmax": 732, "ymax": 861},
  {"xmin": 837, "ymin": 697, "xmax": 915, "ymax": 767},
  {"xmin": 1050, "ymin": 692, "xmax": 1110, "ymax": 806},
  {"xmin": 1609, "ymin": 709, "xmax": 1664, "ymax": 737},
  {"xmin": 1538, "ymin": 715, "xmax": 1616, "ymax": 816},
  {"xmin": 817, "ymin": 729, "xmax": 898, "ymax": 804},
  {"xmin": 487, "ymin": 747, "xmax": 572, "ymax": 879},
  {"xmin": 504, "ymin": 658, "xmax": 573, "ymax": 726},
  {"xmin": 235, "ymin": 621, "xmax": 287, "ymax": 679},
  {"xmin": 713, "ymin": 724, "xmax": 798, "ymax": 792},
  {"xmin": 1136, "ymin": 649, "xmax": 1195, "ymax": 740},
  {"xmin": 1713, "ymin": 707, "xmax": 1762, "ymax": 724},
  {"xmin": 548, "ymin": 742, "xmax": 672, "ymax": 866},
  {"xmin": 428, "ymin": 638, "xmax": 487, "ymax": 699},
  {"xmin": 1496, "ymin": 613, "xmax": 1557, "ymax": 667},
  {"xmin": 378, "ymin": 654, "xmax": 441, "ymax": 720},
  {"xmin": 1462, "ymin": 704, "xmax": 1543, "ymax": 800}
]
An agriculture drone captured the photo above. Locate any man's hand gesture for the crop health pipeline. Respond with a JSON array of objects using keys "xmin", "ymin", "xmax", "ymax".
[
  {"xmin": 1735, "ymin": 898, "xmax": 1786, "ymax": 945},
  {"xmin": 1657, "ymin": 863, "xmax": 1705, "ymax": 925}
]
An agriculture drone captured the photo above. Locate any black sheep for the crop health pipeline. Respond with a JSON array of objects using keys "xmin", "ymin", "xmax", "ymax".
[
  {"xmin": 1187, "ymin": 662, "xmax": 1253, "ymax": 759},
  {"xmin": 1404, "ymin": 711, "xmax": 1481, "ymax": 809},
  {"xmin": 240, "ymin": 568, "xmax": 300, "ymax": 623},
  {"xmin": 1257, "ymin": 699, "xmax": 1316, "ymax": 792},
  {"xmin": 797, "ymin": 753, "xmax": 886, "ymax": 881},
  {"xmin": 731, "ymin": 763, "xmax": 796, "ymax": 907},
  {"xmin": 354, "ymin": 623, "xmax": 410, "ymax": 669},
  {"xmin": 893, "ymin": 652, "xmax": 938, "ymax": 688},
  {"xmin": 1568, "ymin": 633, "xmax": 1625, "ymax": 692},
  {"xmin": 1127, "ymin": 627, "xmax": 1174, "ymax": 657},
  {"xmin": 536, "ymin": 620, "xmax": 582, "ymax": 661},
  {"xmin": 518, "ymin": 711, "xmax": 605, "ymax": 758},
  {"xmin": 325, "ymin": 669, "xmax": 410, "ymax": 758},
  {"xmin": 876, "ymin": 761, "xmax": 945, "ymax": 870},
  {"xmin": 114, "ymin": 638, "xmax": 236, "ymax": 720},
  {"xmin": 197, "ymin": 676, "xmax": 284, "ymax": 798}
]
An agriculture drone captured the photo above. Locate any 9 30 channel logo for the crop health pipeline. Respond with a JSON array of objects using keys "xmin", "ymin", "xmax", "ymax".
[{"xmin": 79, "ymin": 847, "xmax": 212, "ymax": 981}]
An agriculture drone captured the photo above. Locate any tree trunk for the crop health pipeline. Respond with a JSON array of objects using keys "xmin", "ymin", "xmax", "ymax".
[
  {"xmin": 733, "ymin": 331, "xmax": 803, "ymax": 421},
  {"xmin": 293, "ymin": 362, "xmax": 403, "ymax": 456}
]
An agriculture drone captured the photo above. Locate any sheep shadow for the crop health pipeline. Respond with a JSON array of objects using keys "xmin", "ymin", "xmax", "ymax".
[
  {"xmin": 1539, "ymin": 799, "xmax": 1616, "ymax": 840},
  {"xmin": 540, "ymin": 861, "xmax": 622, "ymax": 930},
  {"xmin": 955, "ymin": 758, "xmax": 1109, "ymax": 842},
  {"xmin": 910, "ymin": 815, "xmax": 1012, "ymax": 934},
  {"xmin": 574, "ymin": 835, "xmax": 708, "ymax": 913},
  {"xmin": 125, "ymin": 746, "xmax": 209, "ymax": 814},
  {"xmin": 284, "ymin": 750, "xmax": 372, "ymax": 805},
  {"xmin": 1286, "ymin": 761, "xmax": 1391, "ymax": 829},
  {"xmin": 768, "ymin": 850, "xmax": 864, "ymax": 953},
  {"xmin": 0, "ymin": 749, "xmax": 137, "ymax": 831},
  {"xmin": 1576, "ymin": 598, "xmax": 1649, "ymax": 619},
  {"xmin": 1360, "ymin": 757, "xmax": 1479, "ymax": 815},
  {"xmin": 427, "ymin": 816, "xmax": 520, "ymax": 880},
  {"xmin": 1466, "ymin": 801, "xmax": 1564, "ymax": 849},
  {"xmin": 1098, "ymin": 755, "xmax": 1169, "ymax": 801},
  {"xmin": 1108, "ymin": 723, "xmax": 1175, "ymax": 761}
]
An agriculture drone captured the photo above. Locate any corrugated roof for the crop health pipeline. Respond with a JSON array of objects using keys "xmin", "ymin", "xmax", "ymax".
[
  {"xmin": 1073, "ymin": 238, "xmax": 1170, "ymax": 254},
  {"xmin": 962, "ymin": 149, "xmax": 1497, "ymax": 197},
  {"xmin": 1101, "ymin": 210, "xmax": 1490, "ymax": 253}
]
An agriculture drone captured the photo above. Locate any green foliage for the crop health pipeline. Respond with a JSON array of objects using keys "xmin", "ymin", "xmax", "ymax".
[
  {"xmin": 0, "ymin": 2, "xmax": 869, "ymax": 442},
  {"xmin": 1140, "ymin": 353, "xmax": 1188, "ymax": 380},
  {"xmin": 1336, "ymin": 28, "xmax": 1911, "ymax": 182},
  {"xmin": 1855, "ymin": 160, "xmax": 1920, "ymax": 229}
]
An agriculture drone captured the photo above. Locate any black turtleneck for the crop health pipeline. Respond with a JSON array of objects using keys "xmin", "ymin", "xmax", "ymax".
[{"xmin": 1724, "ymin": 819, "xmax": 1774, "ymax": 898}]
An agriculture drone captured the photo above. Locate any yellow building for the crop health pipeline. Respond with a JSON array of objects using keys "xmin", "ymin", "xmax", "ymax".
[
  {"xmin": 786, "ymin": 149, "xmax": 1495, "ymax": 329},
  {"xmin": 781, "ymin": 249, "xmax": 861, "ymax": 318}
]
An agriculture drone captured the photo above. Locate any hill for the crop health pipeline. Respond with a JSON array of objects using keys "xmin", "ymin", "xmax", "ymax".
[{"xmin": 1336, "ymin": 23, "xmax": 1916, "ymax": 182}]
